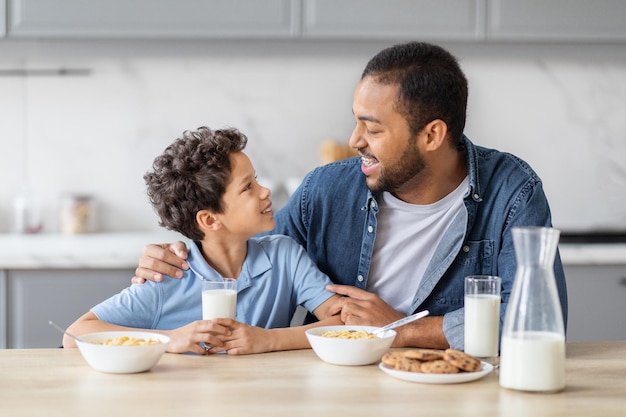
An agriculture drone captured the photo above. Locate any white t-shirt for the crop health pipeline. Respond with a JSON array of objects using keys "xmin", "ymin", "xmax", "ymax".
[{"xmin": 366, "ymin": 177, "xmax": 469, "ymax": 315}]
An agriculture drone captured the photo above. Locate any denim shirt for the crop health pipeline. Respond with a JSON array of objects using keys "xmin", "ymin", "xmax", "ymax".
[{"xmin": 272, "ymin": 135, "xmax": 567, "ymax": 349}]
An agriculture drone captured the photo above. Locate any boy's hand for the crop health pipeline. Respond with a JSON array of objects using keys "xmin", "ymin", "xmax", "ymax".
[
  {"xmin": 132, "ymin": 242, "xmax": 189, "ymax": 284},
  {"xmin": 207, "ymin": 319, "xmax": 273, "ymax": 355},
  {"xmin": 166, "ymin": 320, "xmax": 230, "ymax": 355}
]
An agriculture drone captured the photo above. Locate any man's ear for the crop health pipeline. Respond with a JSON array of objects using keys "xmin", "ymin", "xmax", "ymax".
[
  {"xmin": 422, "ymin": 119, "xmax": 448, "ymax": 151},
  {"xmin": 197, "ymin": 210, "xmax": 221, "ymax": 232}
]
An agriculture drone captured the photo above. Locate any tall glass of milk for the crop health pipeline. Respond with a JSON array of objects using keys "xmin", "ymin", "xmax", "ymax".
[
  {"xmin": 499, "ymin": 227, "xmax": 565, "ymax": 393},
  {"xmin": 201, "ymin": 278, "xmax": 237, "ymax": 320},
  {"xmin": 464, "ymin": 276, "xmax": 501, "ymax": 358}
]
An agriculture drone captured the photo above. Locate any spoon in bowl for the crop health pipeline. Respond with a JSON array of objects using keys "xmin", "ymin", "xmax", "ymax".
[
  {"xmin": 48, "ymin": 320, "xmax": 84, "ymax": 343},
  {"xmin": 371, "ymin": 310, "xmax": 430, "ymax": 337}
]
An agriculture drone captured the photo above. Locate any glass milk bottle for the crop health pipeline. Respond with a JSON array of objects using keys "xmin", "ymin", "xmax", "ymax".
[{"xmin": 499, "ymin": 227, "xmax": 565, "ymax": 393}]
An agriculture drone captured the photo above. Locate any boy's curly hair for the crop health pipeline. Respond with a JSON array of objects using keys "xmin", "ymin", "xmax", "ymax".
[{"xmin": 144, "ymin": 126, "xmax": 247, "ymax": 240}]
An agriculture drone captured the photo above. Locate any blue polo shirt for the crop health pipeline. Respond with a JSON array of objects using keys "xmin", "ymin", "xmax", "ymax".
[{"xmin": 91, "ymin": 235, "xmax": 335, "ymax": 330}]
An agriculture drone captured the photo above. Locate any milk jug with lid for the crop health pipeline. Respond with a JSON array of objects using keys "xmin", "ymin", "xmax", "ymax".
[{"xmin": 499, "ymin": 226, "xmax": 565, "ymax": 393}]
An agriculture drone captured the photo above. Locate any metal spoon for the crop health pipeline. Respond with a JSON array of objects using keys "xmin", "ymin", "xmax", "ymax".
[
  {"xmin": 371, "ymin": 310, "xmax": 430, "ymax": 337},
  {"xmin": 48, "ymin": 320, "xmax": 84, "ymax": 343}
]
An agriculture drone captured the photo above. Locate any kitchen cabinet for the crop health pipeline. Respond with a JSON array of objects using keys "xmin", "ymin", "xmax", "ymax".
[
  {"xmin": 4, "ymin": 269, "xmax": 132, "ymax": 348},
  {"xmin": 488, "ymin": 0, "xmax": 626, "ymax": 41},
  {"xmin": 0, "ymin": 0, "xmax": 6, "ymax": 37},
  {"xmin": 0, "ymin": 271, "xmax": 7, "ymax": 348},
  {"xmin": 301, "ymin": 0, "xmax": 486, "ymax": 40},
  {"xmin": 5, "ymin": 0, "xmax": 626, "ymax": 42},
  {"xmin": 0, "ymin": 232, "xmax": 183, "ymax": 349},
  {"xmin": 7, "ymin": 0, "xmax": 298, "ymax": 38},
  {"xmin": 564, "ymin": 265, "xmax": 626, "ymax": 342}
]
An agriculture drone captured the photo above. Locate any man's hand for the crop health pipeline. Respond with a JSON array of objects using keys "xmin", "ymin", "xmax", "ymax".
[
  {"xmin": 325, "ymin": 284, "xmax": 449, "ymax": 349},
  {"xmin": 324, "ymin": 284, "xmax": 403, "ymax": 327},
  {"xmin": 131, "ymin": 242, "xmax": 189, "ymax": 284}
]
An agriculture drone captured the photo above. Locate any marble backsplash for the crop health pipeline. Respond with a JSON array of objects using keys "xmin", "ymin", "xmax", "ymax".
[{"xmin": 1, "ymin": 39, "xmax": 625, "ymax": 234}]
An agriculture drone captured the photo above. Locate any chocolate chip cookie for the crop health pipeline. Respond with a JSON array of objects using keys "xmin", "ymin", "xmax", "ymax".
[{"xmin": 443, "ymin": 349, "xmax": 482, "ymax": 372}]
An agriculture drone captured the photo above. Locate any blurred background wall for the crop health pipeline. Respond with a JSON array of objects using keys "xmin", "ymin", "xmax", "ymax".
[{"xmin": 1, "ymin": 39, "xmax": 625, "ymax": 234}]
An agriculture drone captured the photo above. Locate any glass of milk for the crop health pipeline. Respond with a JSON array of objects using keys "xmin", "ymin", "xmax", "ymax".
[
  {"xmin": 201, "ymin": 278, "xmax": 237, "ymax": 320},
  {"xmin": 464, "ymin": 275, "xmax": 501, "ymax": 358}
]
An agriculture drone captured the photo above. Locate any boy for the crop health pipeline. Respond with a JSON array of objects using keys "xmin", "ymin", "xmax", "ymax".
[{"xmin": 63, "ymin": 126, "xmax": 342, "ymax": 355}]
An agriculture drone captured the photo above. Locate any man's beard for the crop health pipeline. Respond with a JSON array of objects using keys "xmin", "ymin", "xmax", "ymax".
[{"xmin": 367, "ymin": 142, "xmax": 425, "ymax": 195}]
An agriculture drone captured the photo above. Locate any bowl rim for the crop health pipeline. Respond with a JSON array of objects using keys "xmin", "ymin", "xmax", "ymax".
[
  {"xmin": 76, "ymin": 330, "xmax": 170, "ymax": 346},
  {"xmin": 305, "ymin": 325, "xmax": 396, "ymax": 340}
]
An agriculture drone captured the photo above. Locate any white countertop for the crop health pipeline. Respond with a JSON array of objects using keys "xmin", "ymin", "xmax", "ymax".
[
  {"xmin": 558, "ymin": 243, "xmax": 626, "ymax": 266},
  {"xmin": 0, "ymin": 231, "xmax": 185, "ymax": 269},
  {"xmin": 0, "ymin": 232, "xmax": 624, "ymax": 269}
]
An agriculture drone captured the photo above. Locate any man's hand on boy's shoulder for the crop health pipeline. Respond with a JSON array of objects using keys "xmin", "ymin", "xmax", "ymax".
[{"xmin": 132, "ymin": 241, "xmax": 189, "ymax": 284}]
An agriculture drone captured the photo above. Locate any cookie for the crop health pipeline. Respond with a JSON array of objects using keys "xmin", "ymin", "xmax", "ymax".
[
  {"xmin": 443, "ymin": 349, "xmax": 482, "ymax": 372},
  {"xmin": 394, "ymin": 357, "xmax": 423, "ymax": 373},
  {"xmin": 404, "ymin": 348, "xmax": 444, "ymax": 361},
  {"xmin": 381, "ymin": 351, "xmax": 405, "ymax": 368},
  {"xmin": 420, "ymin": 359, "xmax": 459, "ymax": 374}
]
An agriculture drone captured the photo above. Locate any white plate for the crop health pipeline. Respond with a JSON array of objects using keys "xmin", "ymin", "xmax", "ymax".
[{"xmin": 379, "ymin": 361, "xmax": 493, "ymax": 384}]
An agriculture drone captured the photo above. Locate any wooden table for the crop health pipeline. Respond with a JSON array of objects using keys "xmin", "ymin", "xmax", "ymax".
[{"xmin": 1, "ymin": 341, "xmax": 624, "ymax": 417}]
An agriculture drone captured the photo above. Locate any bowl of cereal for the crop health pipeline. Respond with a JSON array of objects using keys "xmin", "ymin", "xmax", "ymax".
[
  {"xmin": 75, "ymin": 331, "xmax": 170, "ymax": 374},
  {"xmin": 305, "ymin": 325, "xmax": 396, "ymax": 366}
]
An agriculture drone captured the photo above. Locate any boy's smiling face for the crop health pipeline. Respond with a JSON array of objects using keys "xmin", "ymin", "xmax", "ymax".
[{"xmin": 213, "ymin": 151, "xmax": 275, "ymax": 239}]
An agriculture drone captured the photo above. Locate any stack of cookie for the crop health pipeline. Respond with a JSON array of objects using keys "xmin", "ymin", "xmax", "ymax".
[{"xmin": 381, "ymin": 348, "xmax": 482, "ymax": 374}]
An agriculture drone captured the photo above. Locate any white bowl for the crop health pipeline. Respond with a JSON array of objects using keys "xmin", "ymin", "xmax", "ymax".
[
  {"xmin": 75, "ymin": 331, "xmax": 170, "ymax": 374},
  {"xmin": 305, "ymin": 325, "xmax": 396, "ymax": 366}
]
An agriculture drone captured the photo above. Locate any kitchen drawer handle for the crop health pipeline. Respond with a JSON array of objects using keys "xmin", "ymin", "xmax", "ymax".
[{"xmin": 621, "ymin": 277, "xmax": 626, "ymax": 286}]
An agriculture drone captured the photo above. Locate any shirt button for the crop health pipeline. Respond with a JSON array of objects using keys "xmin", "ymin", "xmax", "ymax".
[
  {"xmin": 462, "ymin": 245, "xmax": 470, "ymax": 253},
  {"xmin": 357, "ymin": 275, "xmax": 364, "ymax": 282},
  {"xmin": 367, "ymin": 226, "xmax": 373, "ymax": 233},
  {"xmin": 371, "ymin": 201, "xmax": 377, "ymax": 208},
  {"xmin": 473, "ymin": 193, "xmax": 480, "ymax": 200}
]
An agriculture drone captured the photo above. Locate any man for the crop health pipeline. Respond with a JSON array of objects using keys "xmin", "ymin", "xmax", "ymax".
[{"xmin": 132, "ymin": 42, "xmax": 567, "ymax": 350}]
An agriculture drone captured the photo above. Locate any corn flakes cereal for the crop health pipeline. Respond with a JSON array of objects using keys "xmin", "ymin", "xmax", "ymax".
[
  {"xmin": 94, "ymin": 336, "xmax": 162, "ymax": 346},
  {"xmin": 320, "ymin": 330, "xmax": 376, "ymax": 339}
]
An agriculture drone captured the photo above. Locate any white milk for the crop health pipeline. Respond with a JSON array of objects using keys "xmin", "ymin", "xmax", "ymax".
[
  {"xmin": 464, "ymin": 293, "xmax": 500, "ymax": 357},
  {"xmin": 499, "ymin": 331, "xmax": 566, "ymax": 392},
  {"xmin": 202, "ymin": 289, "xmax": 237, "ymax": 320}
]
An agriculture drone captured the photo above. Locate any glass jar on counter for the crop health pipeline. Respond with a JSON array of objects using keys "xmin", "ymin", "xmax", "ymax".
[
  {"xmin": 13, "ymin": 189, "xmax": 43, "ymax": 234},
  {"xmin": 60, "ymin": 194, "xmax": 96, "ymax": 235}
]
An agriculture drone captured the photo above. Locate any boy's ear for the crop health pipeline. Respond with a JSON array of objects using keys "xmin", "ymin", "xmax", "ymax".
[{"xmin": 196, "ymin": 210, "xmax": 221, "ymax": 231}]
